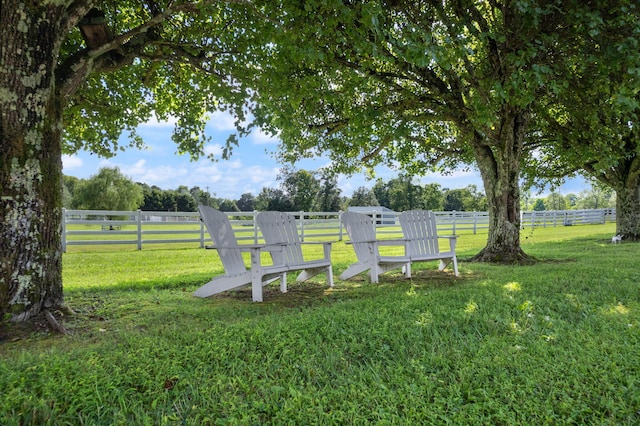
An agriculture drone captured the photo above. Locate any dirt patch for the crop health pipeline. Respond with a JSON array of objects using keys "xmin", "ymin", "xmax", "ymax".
[
  {"xmin": 211, "ymin": 280, "xmax": 337, "ymax": 308},
  {"xmin": 0, "ymin": 309, "xmax": 67, "ymax": 344}
]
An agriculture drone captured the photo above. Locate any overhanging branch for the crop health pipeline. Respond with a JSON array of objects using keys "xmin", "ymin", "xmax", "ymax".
[{"xmin": 57, "ymin": 2, "xmax": 217, "ymax": 98}]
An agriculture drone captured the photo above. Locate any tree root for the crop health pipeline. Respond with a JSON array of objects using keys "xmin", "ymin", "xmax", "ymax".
[
  {"xmin": 469, "ymin": 247, "xmax": 537, "ymax": 265},
  {"xmin": 58, "ymin": 304, "xmax": 76, "ymax": 316},
  {"xmin": 44, "ymin": 309, "xmax": 69, "ymax": 335}
]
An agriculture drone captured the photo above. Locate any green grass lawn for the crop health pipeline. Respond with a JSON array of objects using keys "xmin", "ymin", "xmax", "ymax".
[{"xmin": 1, "ymin": 223, "xmax": 639, "ymax": 424}]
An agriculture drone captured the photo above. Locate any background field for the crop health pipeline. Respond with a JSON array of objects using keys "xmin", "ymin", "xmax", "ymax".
[{"xmin": 1, "ymin": 223, "xmax": 639, "ymax": 425}]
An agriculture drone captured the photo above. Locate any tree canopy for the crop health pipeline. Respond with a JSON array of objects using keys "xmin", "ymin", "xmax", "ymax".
[
  {"xmin": 526, "ymin": 2, "xmax": 640, "ymax": 239},
  {"xmin": 59, "ymin": 2, "xmax": 264, "ymax": 159},
  {"xmin": 0, "ymin": 1, "xmax": 267, "ymax": 322},
  {"xmin": 72, "ymin": 167, "xmax": 143, "ymax": 211},
  {"xmin": 2, "ymin": 0, "xmax": 638, "ymax": 323},
  {"xmin": 247, "ymin": 0, "xmax": 635, "ymax": 261}
]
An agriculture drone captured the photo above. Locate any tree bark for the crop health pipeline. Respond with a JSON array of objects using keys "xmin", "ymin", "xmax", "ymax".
[
  {"xmin": 1, "ymin": 4, "xmax": 66, "ymax": 322},
  {"xmin": 614, "ymin": 170, "xmax": 640, "ymax": 241},
  {"xmin": 588, "ymin": 143, "xmax": 640, "ymax": 242},
  {"xmin": 470, "ymin": 109, "xmax": 534, "ymax": 263},
  {"xmin": 616, "ymin": 185, "xmax": 640, "ymax": 241}
]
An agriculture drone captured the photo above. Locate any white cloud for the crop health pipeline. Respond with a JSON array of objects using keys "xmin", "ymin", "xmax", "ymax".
[
  {"xmin": 227, "ymin": 159, "xmax": 245, "ymax": 170},
  {"xmin": 208, "ymin": 110, "xmax": 238, "ymax": 131},
  {"xmin": 62, "ymin": 155, "xmax": 83, "ymax": 170},
  {"xmin": 429, "ymin": 168, "xmax": 478, "ymax": 180},
  {"xmin": 204, "ymin": 144, "xmax": 223, "ymax": 157},
  {"xmin": 138, "ymin": 167, "xmax": 190, "ymax": 185},
  {"xmin": 250, "ymin": 128, "xmax": 278, "ymax": 145},
  {"xmin": 121, "ymin": 159, "xmax": 148, "ymax": 175},
  {"xmin": 139, "ymin": 115, "xmax": 178, "ymax": 128},
  {"xmin": 108, "ymin": 159, "xmax": 190, "ymax": 186},
  {"xmin": 187, "ymin": 161, "xmax": 279, "ymax": 198},
  {"xmin": 245, "ymin": 165, "xmax": 280, "ymax": 184},
  {"xmin": 98, "ymin": 159, "xmax": 114, "ymax": 168}
]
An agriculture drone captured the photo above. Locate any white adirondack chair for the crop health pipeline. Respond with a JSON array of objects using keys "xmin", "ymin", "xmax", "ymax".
[
  {"xmin": 195, "ymin": 206, "xmax": 290, "ymax": 302},
  {"xmin": 256, "ymin": 211, "xmax": 334, "ymax": 293},
  {"xmin": 399, "ymin": 209, "xmax": 459, "ymax": 276},
  {"xmin": 339, "ymin": 211, "xmax": 411, "ymax": 283}
]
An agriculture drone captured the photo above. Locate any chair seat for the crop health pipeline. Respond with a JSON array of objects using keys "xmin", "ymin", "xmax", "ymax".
[
  {"xmin": 410, "ymin": 252, "xmax": 454, "ymax": 261},
  {"xmin": 378, "ymin": 255, "xmax": 411, "ymax": 263},
  {"xmin": 195, "ymin": 206, "xmax": 284, "ymax": 301},
  {"xmin": 340, "ymin": 211, "xmax": 411, "ymax": 283},
  {"xmin": 399, "ymin": 210, "xmax": 459, "ymax": 276},
  {"xmin": 195, "ymin": 206, "xmax": 334, "ymax": 302},
  {"xmin": 257, "ymin": 211, "xmax": 334, "ymax": 297}
]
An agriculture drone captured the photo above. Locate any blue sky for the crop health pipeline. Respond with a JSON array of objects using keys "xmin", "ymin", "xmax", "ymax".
[{"xmin": 62, "ymin": 111, "xmax": 589, "ymax": 200}]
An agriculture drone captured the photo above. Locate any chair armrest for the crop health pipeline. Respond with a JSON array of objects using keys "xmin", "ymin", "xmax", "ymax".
[
  {"xmin": 377, "ymin": 238, "xmax": 409, "ymax": 246},
  {"xmin": 205, "ymin": 244, "xmax": 256, "ymax": 250},
  {"xmin": 206, "ymin": 243, "xmax": 281, "ymax": 253},
  {"xmin": 300, "ymin": 241, "xmax": 335, "ymax": 246},
  {"xmin": 345, "ymin": 240, "xmax": 376, "ymax": 245},
  {"xmin": 261, "ymin": 243, "xmax": 286, "ymax": 253},
  {"xmin": 206, "ymin": 243, "xmax": 266, "ymax": 249},
  {"xmin": 301, "ymin": 241, "xmax": 334, "ymax": 260},
  {"xmin": 438, "ymin": 235, "xmax": 458, "ymax": 251},
  {"xmin": 345, "ymin": 239, "xmax": 405, "ymax": 245}
]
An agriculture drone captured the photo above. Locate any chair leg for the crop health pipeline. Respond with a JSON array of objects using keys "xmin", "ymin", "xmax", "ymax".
[
  {"xmin": 339, "ymin": 263, "xmax": 369, "ymax": 281},
  {"xmin": 403, "ymin": 262, "xmax": 412, "ymax": 278},
  {"xmin": 252, "ymin": 271, "xmax": 263, "ymax": 302},
  {"xmin": 438, "ymin": 259, "xmax": 449, "ymax": 272},
  {"xmin": 250, "ymin": 251, "xmax": 263, "ymax": 302},
  {"xmin": 438, "ymin": 258, "xmax": 459, "ymax": 276},
  {"xmin": 370, "ymin": 262, "xmax": 379, "ymax": 283}
]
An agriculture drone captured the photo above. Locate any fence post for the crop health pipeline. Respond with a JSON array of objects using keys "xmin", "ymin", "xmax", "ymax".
[
  {"xmin": 253, "ymin": 211, "xmax": 259, "ymax": 244},
  {"xmin": 200, "ymin": 219, "xmax": 205, "ymax": 248},
  {"xmin": 62, "ymin": 208, "xmax": 67, "ymax": 253},
  {"xmin": 137, "ymin": 210, "xmax": 143, "ymax": 250},
  {"xmin": 299, "ymin": 211, "xmax": 305, "ymax": 242},
  {"xmin": 452, "ymin": 211, "xmax": 457, "ymax": 235},
  {"xmin": 530, "ymin": 211, "xmax": 535, "ymax": 230},
  {"xmin": 473, "ymin": 211, "xmax": 477, "ymax": 234}
]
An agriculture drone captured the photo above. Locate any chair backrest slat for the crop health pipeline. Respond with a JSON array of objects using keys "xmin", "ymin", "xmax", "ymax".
[
  {"xmin": 341, "ymin": 211, "xmax": 376, "ymax": 262},
  {"xmin": 399, "ymin": 210, "xmax": 440, "ymax": 255},
  {"xmin": 199, "ymin": 205, "xmax": 247, "ymax": 276},
  {"xmin": 256, "ymin": 211, "xmax": 305, "ymax": 264}
]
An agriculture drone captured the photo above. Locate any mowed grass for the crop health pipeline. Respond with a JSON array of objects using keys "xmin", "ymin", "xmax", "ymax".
[{"xmin": 1, "ymin": 223, "xmax": 639, "ymax": 424}]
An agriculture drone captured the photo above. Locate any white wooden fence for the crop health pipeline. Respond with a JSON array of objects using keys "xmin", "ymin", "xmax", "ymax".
[{"xmin": 61, "ymin": 208, "xmax": 616, "ymax": 252}]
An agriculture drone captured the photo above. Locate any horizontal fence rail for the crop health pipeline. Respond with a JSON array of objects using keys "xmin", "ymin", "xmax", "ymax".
[{"xmin": 61, "ymin": 208, "xmax": 616, "ymax": 252}]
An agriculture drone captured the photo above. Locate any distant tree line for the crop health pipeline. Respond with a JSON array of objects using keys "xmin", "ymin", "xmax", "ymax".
[
  {"xmin": 522, "ymin": 184, "xmax": 616, "ymax": 212},
  {"xmin": 63, "ymin": 167, "xmax": 615, "ymax": 214}
]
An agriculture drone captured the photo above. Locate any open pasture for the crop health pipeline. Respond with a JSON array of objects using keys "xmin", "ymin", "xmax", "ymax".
[{"xmin": 1, "ymin": 223, "xmax": 639, "ymax": 424}]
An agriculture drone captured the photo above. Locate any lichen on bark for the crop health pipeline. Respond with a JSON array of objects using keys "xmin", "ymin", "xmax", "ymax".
[{"xmin": 1, "ymin": 2, "xmax": 65, "ymax": 322}]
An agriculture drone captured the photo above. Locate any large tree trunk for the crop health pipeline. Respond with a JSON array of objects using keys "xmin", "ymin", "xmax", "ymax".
[
  {"xmin": 615, "ymin": 176, "xmax": 640, "ymax": 242},
  {"xmin": 1, "ymin": 4, "xmax": 65, "ymax": 321},
  {"xmin": 589, "ymin": 145, "xmax": 640, "ymax": 242},
  {"xmin": 470, "ymin": 109, "xmax": 534, "ymax": 263}
]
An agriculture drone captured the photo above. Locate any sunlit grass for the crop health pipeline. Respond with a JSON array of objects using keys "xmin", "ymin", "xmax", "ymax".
[{"xmin": 2, "ymin": 222, "xmax": 639, "ymax": 424}]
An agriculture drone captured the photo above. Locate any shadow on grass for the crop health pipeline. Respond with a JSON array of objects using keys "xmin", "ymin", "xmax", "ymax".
[
  {"xmin": 210, "ymin": 281, "xmax": 338, "ymax": 308},
  {"xmin": 66, "ymin": 272, "xmax": 212, "ymax": 295},
  {"xmin": 207, "ymin": 268, "xmax": 466, "ymax": 308}
]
